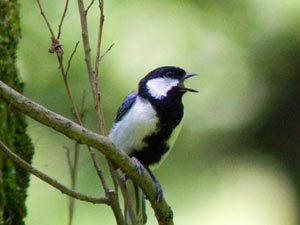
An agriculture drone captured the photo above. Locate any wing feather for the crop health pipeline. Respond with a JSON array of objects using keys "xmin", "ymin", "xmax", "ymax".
[{"xmin": 114, "ymin": 91, "xmax": 138, "ymax": 123}]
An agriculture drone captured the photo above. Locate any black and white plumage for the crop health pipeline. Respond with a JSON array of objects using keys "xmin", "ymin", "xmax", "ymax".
[
  {"xmin": 108, "ymin": 66, "xmax": 197, "ymax": 224},
  {"xmin": 109, "ymin": 66, "xmax": 197, "ymax": 168}
]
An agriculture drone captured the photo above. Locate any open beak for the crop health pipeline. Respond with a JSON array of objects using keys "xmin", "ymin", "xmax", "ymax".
[{"xmin": 180, "ymin": 73, "xmax": 198, "ymax": 93}]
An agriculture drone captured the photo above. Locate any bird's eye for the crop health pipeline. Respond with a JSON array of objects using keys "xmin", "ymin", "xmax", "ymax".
[{"xmin": 165, "ymin": 71, "xmax": 172, "ymax": 77}]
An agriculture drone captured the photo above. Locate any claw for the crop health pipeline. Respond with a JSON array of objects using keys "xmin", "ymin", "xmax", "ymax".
[
  {"xmin": 145, "ymin": 167, "xmax": 164, "ymax": 202},
  {"xmin": 131, "ymin": 157, "xmax": 144, "ymax": 174},
  {"xmin": 154, "ymin": 181, "xmax": 163, "ymax": 202}
]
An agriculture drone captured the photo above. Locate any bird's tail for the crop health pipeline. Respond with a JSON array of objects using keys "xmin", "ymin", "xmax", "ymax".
[{"xmin": 125, "ymin": 179, "xmax": 147, "ymax": 225}]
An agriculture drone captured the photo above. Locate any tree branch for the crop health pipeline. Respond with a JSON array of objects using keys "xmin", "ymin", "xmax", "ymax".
[
  {"xmin": 36, "ymin": 0, "xmax": 55, "ymax": 38},
  {"xmin": 100, "ymin": 43, "xmax": 114, "ymax": 61},
  {"xmin": 65, "ymin": 41, "xmax": 80, "ymax": 78},
  {"xmin": 76, "ymin": 2, "xmax": 124, "ymax": 223},
  {"xmin": 65, "ymin": 143, "xmax": 80, "ymax": 225},
  {"xmin": 57, "ymin": 0, "xmax": 70, "ymax": 40},
  {"xmin": 85, "ymin": 0, "xmax": 95, "ymax": 14},
  {"xmin": 0, "ymin": 140, "xmax": 108, "ymax": 204},
  {"xmin": 35, "ymin": 1, "xmax": 113, "ymax": 208},
  {"xmin": 94, "ymin": 0, "xmax": 104, "ymax": 86},
  {"xmin": 0, "ymin": 81, "xmax": 174, "ymax": 225},
  {"xmin": 77, "ymin": 0, "xmax": 105, "ymax": 135}
]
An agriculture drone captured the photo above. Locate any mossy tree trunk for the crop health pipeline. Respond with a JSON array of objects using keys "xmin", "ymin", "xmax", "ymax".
[{"xmin": 0, "ymin": 0, "xmax": 34, "ymax": 224}]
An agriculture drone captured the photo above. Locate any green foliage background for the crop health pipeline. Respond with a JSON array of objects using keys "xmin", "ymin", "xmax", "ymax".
[{"xmin": 17, "ymin": 0, "xmax": 300, "ymax": 224}]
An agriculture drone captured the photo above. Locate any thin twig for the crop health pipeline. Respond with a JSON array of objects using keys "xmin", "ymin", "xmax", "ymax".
[
  {"xmin": 79, "ymin": 90, "xmax": 87, "ymax": 122},
  {"xmin": 94, "ymin": 0, "xmax": 104, "ymax": 85},
  {"xmin": 61, "ymin": 69, "xmax": 83, "ymax": 124},
  {"xmin": 78, "ymin": 1, "xmax": 128, "ymax": 223},
  {"xmin": 36, "ymin": 2, "xmax": 96, "ymax": 224},
  {"xmin": 0, "ymin": 140, "xmax": 109, "ymax": 205},
  {"xmin": 78, "ymin": 2, "xmax": 125, "ymax": 223},
  {"xmin": 35, "ymin": 1, "xmax": 124, "ymax": 224},
  {"xmin": 85, "ymin": 0, "xmax": 95, "ymax": 14},
  {"xmin": 87, "ymin": 147, "xmax": 110, "ymax": 194},
  {"xmin": 109, "ymin": 191, "xmax": 126, "ymax": 225},
  {"xmin": 57, "ymin": 0, "xmax": 70, "ymax": 40},
  {"xmin": 36, "ymin": 0, "xmax": 82, "ymax": 124},
  {"xmin": 93, "ymin": 0, "xmax": 106, "ymax": 135},
  {"xmin": 77, "ymin": 0, "xmax": 105, "ymax": 135},
  {"xmin": 36, "ymin": 0, "xmax": 55, "ymax": 38},
  {"xmin": 93, "ymin": 0, "xmax": 121, "ymax": 198},
  {"xmin": 76, "ymin": 0, "xmax": 112, "ymax": 195},
  {"xmin": 117, "ymin": 171, "xmax": 138, "ymax": 225},
  {"xmin": 59, "ymin": 5, "xmax": 116, "ymax": 221},
  {"xmin": 57, "ymin": 24, "xmax": 110, "ymax": 222},
  {"xmin": 65, "ymin": 41, "xmax": 80, "ymax": 78},
  {"xmin": 100, "ymin": 43, "xmax": 114, "ymax": 61},
  {"xmin": 66, "ymin": 143, "xmax": 80, "ymax": 225},
  {"xmin": 66, "ymin": 91, "xmax": 86, "ymax": 225},
  {"xmin": 36, "ymin": 1, "xmax": 131, "ymax": 224},
  {"xmin": 36, "ymin": 3, "xmax": 100, "ymax": 224},
  {"xmin": 53, "ymin": 41, "xmax": 81, "ymax": 124}
]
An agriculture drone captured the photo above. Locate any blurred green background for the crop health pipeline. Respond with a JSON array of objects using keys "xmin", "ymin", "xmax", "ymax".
[{"xmin": 18, "ymin": 0, "xmax": 300, "ymax": 224}]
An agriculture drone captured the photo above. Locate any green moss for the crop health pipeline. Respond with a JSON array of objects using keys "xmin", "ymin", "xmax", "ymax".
[{"xmin": 0, "ymin": 0, "xmax": 34, "ymax": 224}]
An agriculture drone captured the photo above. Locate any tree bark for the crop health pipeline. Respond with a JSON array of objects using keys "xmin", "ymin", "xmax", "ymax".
[{"xmin": 0, "ymin": 1, "xmax": 34, "ymax": 224}]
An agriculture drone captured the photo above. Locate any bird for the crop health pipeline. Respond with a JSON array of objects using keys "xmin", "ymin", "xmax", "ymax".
[{"xmin": 108, "ymin": 66, "xmax": 197, "ymax": 224}]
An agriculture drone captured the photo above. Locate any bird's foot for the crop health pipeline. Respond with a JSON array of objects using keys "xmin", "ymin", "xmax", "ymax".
[
  {"xmin": 131, "ymin": 157, "xmax": 144, "ymax": 175},
  {"xmin": 145, "ymin": 167, "xmax": 164, "ymax": 202},
  {"xmin": 154, "ymin": 181, "xmax": 163, "ymax": 202}
]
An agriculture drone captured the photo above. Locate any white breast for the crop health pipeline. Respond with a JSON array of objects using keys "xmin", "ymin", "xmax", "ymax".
[{"xmin": 108, "ymin": 96, "xmax": 159, "ymax": 155}]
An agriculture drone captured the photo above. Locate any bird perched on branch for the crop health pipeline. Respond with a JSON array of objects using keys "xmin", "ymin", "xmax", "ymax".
[{"xmin": 108, "ymin": 66, "xmax": 197, "ymax": 224}]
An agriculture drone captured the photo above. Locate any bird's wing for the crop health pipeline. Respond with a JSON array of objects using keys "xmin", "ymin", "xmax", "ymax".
[{"xmin": 114, "ymin": 90, "xmax": 138, "ymax": 123}]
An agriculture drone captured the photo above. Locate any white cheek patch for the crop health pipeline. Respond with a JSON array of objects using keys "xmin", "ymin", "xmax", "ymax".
[{"xmin": 146, "ymin": 77, "xmax": 179, "ymax": 99}]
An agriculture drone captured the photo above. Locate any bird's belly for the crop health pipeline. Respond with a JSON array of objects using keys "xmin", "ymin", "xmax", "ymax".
[
  {"xmin": 149, "ymin": 121, "xmax": 183, "ymax": 169},
  {"xmin": 108, "ymin": 97, "xmax": 159, "ymax": 154}
]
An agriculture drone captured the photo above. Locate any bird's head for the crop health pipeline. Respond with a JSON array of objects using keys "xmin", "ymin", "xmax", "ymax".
[{"xmin": 138, "ymin": 66, "xmax": 198, "ymax": 100}]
